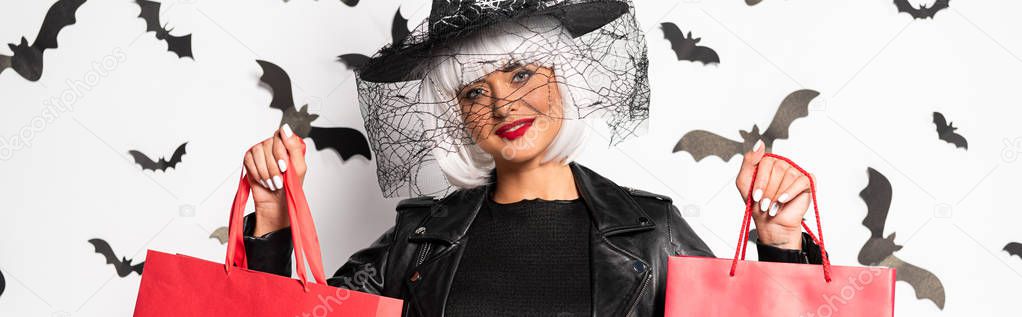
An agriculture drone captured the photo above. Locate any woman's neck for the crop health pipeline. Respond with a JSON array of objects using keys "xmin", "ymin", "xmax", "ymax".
[{"xmin": 491, "ymin": 160, "xmax": 578, "ymax": 204}]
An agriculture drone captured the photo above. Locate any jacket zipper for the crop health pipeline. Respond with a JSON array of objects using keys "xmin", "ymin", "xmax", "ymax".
[
  {"xmin": 415, "ymin": 243, "xmax": 432, "ymax": 266},
  {"xmin": 625, "ymin": 272, "xmax": 651, "ymax": 316}
]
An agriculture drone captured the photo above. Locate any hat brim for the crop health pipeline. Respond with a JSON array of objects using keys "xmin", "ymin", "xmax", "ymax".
[{"xmin": 358, "ymin": 0, "xmax": 630, "ymax": 83}]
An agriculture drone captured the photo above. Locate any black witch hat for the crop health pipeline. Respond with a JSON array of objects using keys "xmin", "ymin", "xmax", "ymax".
[{"xmin": 359, "ymin": 0, "xmax": 631, "ymax": 83}]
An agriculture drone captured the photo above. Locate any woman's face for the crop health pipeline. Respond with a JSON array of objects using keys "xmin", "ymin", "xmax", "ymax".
[{"xmin": 457, "ymin": 62, "xmax": 564, "ymax": 164}]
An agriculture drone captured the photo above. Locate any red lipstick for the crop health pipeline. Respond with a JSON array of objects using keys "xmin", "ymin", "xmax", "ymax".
[{"xmin": 495, "ymin": 118, "xmax": 535, "ymax": 141}]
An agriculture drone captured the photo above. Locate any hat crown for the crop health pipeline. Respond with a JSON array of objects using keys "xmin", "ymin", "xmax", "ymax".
[{"xmin": 428, "ymin": 0, "xmax": 547, "ymax": 35}]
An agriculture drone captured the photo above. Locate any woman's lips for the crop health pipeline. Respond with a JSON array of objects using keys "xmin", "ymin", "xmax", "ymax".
[{"xmin": 495, "ymin": 117, "xmax": 535, "ymax": 141}]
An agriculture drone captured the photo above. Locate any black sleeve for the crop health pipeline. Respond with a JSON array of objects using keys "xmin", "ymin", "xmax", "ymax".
[
  {"xmin": 242, "ymin": 212, "xmax": 294, "ymax": 277},
  {"xmin": 241, "ymin": 211, "xmax": 400, "ymax": 295},
  {"xmin": 755, "ymin": 232, "xmax": 826, "ymax": 265}
]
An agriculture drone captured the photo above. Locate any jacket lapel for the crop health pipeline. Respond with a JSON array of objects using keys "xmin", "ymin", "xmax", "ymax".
[{"xmin": 570, "ymin": 162, "xmax": 657, "ymax": 316}]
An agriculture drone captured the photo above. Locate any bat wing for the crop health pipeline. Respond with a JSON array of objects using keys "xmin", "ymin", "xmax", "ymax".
[
  {"xmin": 87, "ymin": 238, "xmax": 120, "ymax": 265},
  {"xmin": 892, "ymin": 0, "xmax": 915, "ymax": 15},
  {"xmin": 164, "ymin": 34, "xmax": 193, "ymax": 59},
  {"xmin": 659, "ymin": 22, "xmax": 685, "ymax": 60},
  {"xmin": 860, "ymin": 167, "xmax": 893, "ymax": 239},
  {"xmin": 131, "ymin": 262, "xmax": 145, "ymax": 275},
  {"xmin": 308, "ymin": 127, "xmax": 372, "ymax": 161},
  {"xmin": 880, "ymin": 255, "xmax": 946, "ymax": 309},
  {"xmin": 391, "ymin": 9, "xmax": 410, "ymax": 46},
  {"xmin": 0, "ymin": 54, "xmax": 10, "ymax": 74},
  {"xmin": 672, "ymin": 130, "xmax": 745, "ymax": 162},
  {"xmin": 128, "ymin": 150, "xmax": 160, "ymax": 171},
  {"xmin": 942, "ymin": 132, "xmax": 968, "ymax": 149},
  {"xmin": 762, "ymin": 89, "xmax": 817, "ymax": 144},
  {"xmin": 209, "ymin": 226, "xmax": 229, "ymax": 244},
  {"xmin": 338, "ymin": 54, "xmax": 370, "ymax": 71},
  {"xmin": 32, "ymin": 0, "xmax": 86, "ymax": 51},
  {"xmin": 256, "ymin": 60, "xmax": 297, "ymax": 112},
  {"xmin": 1004, "ymin": 242, "xmax": 1022, "ymax": 259},
  {"xmin": 341, "ymin": 0, "xmax": 359, "ymax": 6},
  {"xmin": 930, "ymin": 0, "xmax": 950, "ymax": 15},
  {"xmin": 167, "ymin": 142, "xmax": 187, "ymax": 167},
  {"xmin": 135, "ymin": 0, "xmax": 164, "ymax": 34},
  {"xmin": 692, "ymin": 46, "xmax": 720, "ymax": 65},
  {"xmin": 932, "ymin": 112, "xmax": 948, "ymax": 131}
]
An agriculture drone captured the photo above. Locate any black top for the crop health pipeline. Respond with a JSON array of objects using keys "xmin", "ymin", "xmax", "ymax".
[{"xmin": 445, "ymin": 194, "xmax": 592, "ymax": 316}]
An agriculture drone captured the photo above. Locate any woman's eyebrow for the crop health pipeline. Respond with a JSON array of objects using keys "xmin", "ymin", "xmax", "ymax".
[{"xmin": 499, "ymin": 61, "xmax": 523, "ymax": 72}]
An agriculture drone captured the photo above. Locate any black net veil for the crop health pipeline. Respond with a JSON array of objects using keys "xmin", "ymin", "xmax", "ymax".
[{"xmin": 356, "ymin": 0, "xmax": 650, "ymax": 198}]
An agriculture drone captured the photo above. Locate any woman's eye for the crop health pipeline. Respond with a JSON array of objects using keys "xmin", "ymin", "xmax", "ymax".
[
  {"xmin": 512, "ymin": 70, "xmax": 533, "ymax": 82},
  {"xmin": 463, "ymin": 87, "xmax": 484, "ymax": 99}
]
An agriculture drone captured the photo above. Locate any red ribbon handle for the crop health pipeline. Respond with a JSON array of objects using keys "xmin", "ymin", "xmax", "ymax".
[
  {"xmin": 728, "ymin": 153, "xmax": 832, "ymax": 283},
  {"xmin": 224, "ymin": 138, "xmax": 327, "ymax": 291}
]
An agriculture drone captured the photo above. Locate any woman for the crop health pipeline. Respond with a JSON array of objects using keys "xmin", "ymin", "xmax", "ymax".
[{"xmin": 240, "ymin": 0, "xmax": 824, "ymax": 316}]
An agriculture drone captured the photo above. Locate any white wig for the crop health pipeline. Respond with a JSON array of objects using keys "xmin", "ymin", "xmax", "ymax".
[{"xmin": 417, "ymin": 15, "xmax": 591, "ymax": 190}]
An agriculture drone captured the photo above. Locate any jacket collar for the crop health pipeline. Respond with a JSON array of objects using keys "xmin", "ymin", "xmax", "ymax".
[{"xmin": 410, "ymin": 161, "xmax": 656, "ymax": 244}]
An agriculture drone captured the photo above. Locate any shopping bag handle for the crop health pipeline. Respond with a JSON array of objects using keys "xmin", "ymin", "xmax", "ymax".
[
  {"xmin": 729, "ymin": 153, "xmax": 833, "ymax": 282},
  {"xmin": 225, "ymin": 137, "xmax": 328, "ymax": 290}
]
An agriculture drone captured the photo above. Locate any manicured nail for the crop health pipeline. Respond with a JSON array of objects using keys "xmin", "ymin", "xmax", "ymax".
[
  {"xmin": 257, "ymin": 179, "xmax": 267, "ymax": 188},
  {"xmin": 265, "ymin": 179, "xmax": 275, "ymax": 191},
  {"xmin": 272, "ymin": 175, "xmax": 283, "ymax": 190},
  {"xmin": 777, "ymin": 193, "xmax": 790, "ymax": 204},
  {"xmin": 768, "ymin": 202, "xmax": 779, "ymax": 216},
  {"xmin": 753, "ymin": 139, "xmax": 764, "ymax": 152},
  {"xmin": 753, "ymin": 189, "xmax": 763, "ymax": 202},
  {"xmin": 282, "ymin": 124, "xmax": 294, "ymax": 138},
  {"xmin": 760, "ymin": 198, "xmax": 771, "ymax": 212},
  {"xmin": 278, "ymin": 159, "xmax": 288, "ymax": 173}
]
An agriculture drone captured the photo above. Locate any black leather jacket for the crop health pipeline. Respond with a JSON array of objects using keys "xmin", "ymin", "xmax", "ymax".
[{"xmin": 243, "ymin": 162, "xmax": 824, "ymax": 316}]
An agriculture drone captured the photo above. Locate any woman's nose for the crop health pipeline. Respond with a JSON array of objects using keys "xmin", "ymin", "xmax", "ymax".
[{"xmin": 489, "ymin": 84, "xmax": 519, "ymax": 118}]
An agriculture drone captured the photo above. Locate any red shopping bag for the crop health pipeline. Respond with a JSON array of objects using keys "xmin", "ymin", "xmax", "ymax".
[
  {"xmin": 665, "ymin": 153, "xmax": 895, "ymax": 317},
  {"xmin": 134, "ymin": 139, "xmax": 403, "ymax": 316}
]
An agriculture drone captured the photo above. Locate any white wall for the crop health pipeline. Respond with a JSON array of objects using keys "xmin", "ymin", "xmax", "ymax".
[{"xmin": 1, "ymin": 0, "xmax": 1019, "ymax": 315}]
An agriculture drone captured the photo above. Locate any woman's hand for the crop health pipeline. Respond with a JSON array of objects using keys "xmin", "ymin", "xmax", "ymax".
[
  {"xmin": 244, "ymin": 124, "xmax": 308, "ymax": 236},
  {"xmin": 735, "ymin": 140, "xmax": 813, "ymax": 250}
]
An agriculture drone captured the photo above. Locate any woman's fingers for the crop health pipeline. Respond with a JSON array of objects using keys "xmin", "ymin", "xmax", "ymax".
[
  {"xmin": 761, "ymin": 159, "xmax": 787, "ymax": 214},
  {"xmin": 774, "ymin": 167, "xmax": 803, "ymax": 205},
  {"xmin": 243, "ymin": 151, "xmax": 263, "ymax": 188},
  {"xmin": 272, "ymin": 132, "xmax": 289, "ymax": 175},
  {"xmin": 250, "ymin": 143, "xmax": 271, "ymax": 189},
  {"xmin": 279, "ymin": 124, "xmax": 307, "ymax": 181},
  {"xmin": 736, "ymin": 139, "xmax": 766, "ymax": 199},
  {"xmin": 777, "ymin": 174, "xmax": 811, "ymax": 205},
  {"xmin": 261, "ymin": 138, "xmax": 282, "ymax": 191},
  {"xmin": 752, "ymin": 156, "xmax": 774, "ymax": 207}
]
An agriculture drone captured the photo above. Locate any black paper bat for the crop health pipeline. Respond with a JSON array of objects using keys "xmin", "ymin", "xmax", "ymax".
[
  {"xmin": 858, "ymin": 167, "xmax": 946, "ymax": 309},
  {"xmin": 0, "ymin": 0, "xmax": 86, "ymax": 81},
  {"xmin": 932, "ymin": 112, "xmax": 967, "ymax": 150},
  {"xmin": 135, "ymin": 0, "xmax": 193, "ymax": 59},
  {"xmin": 209, "ymin": 226, "xmax": 228, "ymax": 245},
  {"xmin": 660, "ymin": 23, "xmax": 719, "ymax": 65},
  {"xmin": 894, "ymin": 0, "xmax": 950, "ymax": 19},
  {"xmin": 88, "ymin": 238, "xmax": 144, "ymax": 277},
  {"xmin": 673, "ymin": 89, "xmax": 817, "ymax": 162},
  {"xmin": 257, "ymin": 60, "xmax": 372, "ymax": 161},
  {"xmin": 128, "ymin": 142, "xmax": 187, "ymax": 171},
  {"xmin": 0, "ymin": 268, "xmax": 5, "ymax": 297},
  {"xmin": 746, "ymin": 0, "xmax": 763, "ymax": 5},
  {"xmin": 1005, "ymin": 242, "xmax": 1022, "ymax": 261},
  {"xmin": 337, "ymin": 8, "xmax": 409, "ymax": 71}
]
